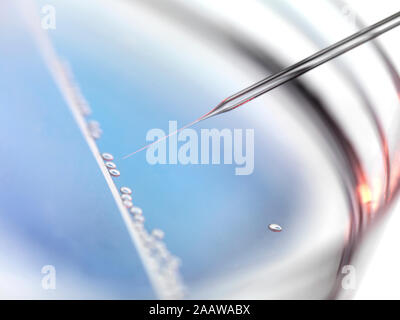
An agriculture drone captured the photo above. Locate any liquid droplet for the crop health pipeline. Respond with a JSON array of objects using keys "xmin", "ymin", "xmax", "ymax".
[
  {"xmin": 142, "ymin": 234, "xmax": 155, "ymax": 248},
  {"xmin": 79, "ymin": 101, "xmax": 92, "ymax": 117},
  {"xmin": 120, "ymin": 187, "xmax": 132, "ymax": 195},
  {"xmin": 154, "ymin": 242, "xmax": 167, "ymax": 255},
  {"xmin": 123, "ymin": 200, "xmax": 133, "ymax": 208},
  {"xmin": 121, "ymin": 194, "xmax": 132, "ymax": 201},
  {"xmin": 268, "ymin": 223, "xmax": 282, "ymax": 232},
  {"xmin": 102, "ymin": 153, "xmax": 114, "ymax": 161},
  {"xmin": 167, "ymin": 256, "xmax": 181, "ymax": 270},
  {"xmin": 105, "ymin": 162, "xmax": 116, "ymax": 169},
  {"xmin": 74, "ymin": 88, "xmax": 92, "ymax": 116},
  {"xmin": 130, "ymin": 206, "xmax": 143, "ymax": 216},
  {"xmin": 134, "ymin": 215, "xmax": 145, "ymax": 224},
  {"xmin": 109, "ymin": 169, "xmax": 120, "ymax": 177},
  {"xmin": 88, "ymin": 120, "xmax": 102, "ymax": 139},
  {"xmin": 152, "ymin": 229, "xmax": 165, "ymax": 240}
]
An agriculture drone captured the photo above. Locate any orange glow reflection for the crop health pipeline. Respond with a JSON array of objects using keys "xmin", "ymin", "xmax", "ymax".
[{"xmin": 358, "ymin": 183, "xmax": 372, "ymax": 205}]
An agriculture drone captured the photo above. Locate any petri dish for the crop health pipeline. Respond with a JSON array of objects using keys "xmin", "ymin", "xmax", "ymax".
[{"xmin": 1, "ymin": 0, "xmax": 400, "ymax": 299}]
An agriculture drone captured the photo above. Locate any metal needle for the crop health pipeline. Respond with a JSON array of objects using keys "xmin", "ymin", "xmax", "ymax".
[{"xmin": 201, "ymin": 11, "xmax": 400, "ymax": 121}]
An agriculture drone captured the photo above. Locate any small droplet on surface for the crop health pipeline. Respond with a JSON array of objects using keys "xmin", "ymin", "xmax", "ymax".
[
  {"xmin": 167, "ymin": 256, "xmax": 181, "ymax": 270},
  {"xmin": 138, "ymin": 229, "xmax": 150, "ymax": 239},
  {"xmin": 152, "ymin": 229, "xmax": 165, "ymax": 240},
  {"xmin": 154, "ymin": 242, "xmax": 167, "ymax": 255},
  {"xmin": 268, "ymin": 223, "xmax": 282, "ymax": 232},
  {"xmin": 121, "ymin": 194, "xmax": 132, "ymax": 201},
  {"xmin": 102, "ymin": 153, "xmax": 114, "ymax": 161},
  {"xmin": 91, "ymin": 131, "xmax": 102, "ymax": 140},
  {"xmin": 142, "ymin": 234, "xmax": 155, "ymax": 248},
  {"xmin": 75, "ymin": 91, "xmax": 92, "ymax": 116},
  {"xmin": 123, "ymin": 200, "xmax": 133, "ymax": 208},
  {"xmin": 133, "ymin": 222, "xmax": 144, "ymax": 231},
  {"xmin": 109, "ymin": 169, "xmax": 120, "ymax": 177},
  {"xmin": 130, "ymin": 206, "xmax": 143, "ymax": 216},
  {"xmin": 74, "ymin": 87, "xmax": 91, "ymax": 116},
  {"xmin": 88, "ymin": 120, "xmax": 102, "ymax": 139},
  {"xmin": 158, "ymin": 250, "xmax": 171, "ymax": 262},
  {"xmin": 105, "ymin": 162, "xmax": 116, "ymax": 169},
  {"xmin": 134, "ymin": 215, "xmax": 145, "ymax": 224},
  {"xmin": 79, "ymin": 101, "xmax": 92, "ymax": 117},
  {"xmin": 120, "ymin": 187, "xmax": 132, "ymax": 195}
]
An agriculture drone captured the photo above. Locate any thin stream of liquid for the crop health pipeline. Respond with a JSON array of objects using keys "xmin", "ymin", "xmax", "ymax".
[
  {"xmin": 122, "ymin": 118, "xmax": 203, "ymax": 159},
  {"xmin": 123, "ymin": 98, "xmax": 243, "ymax": 160}
]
